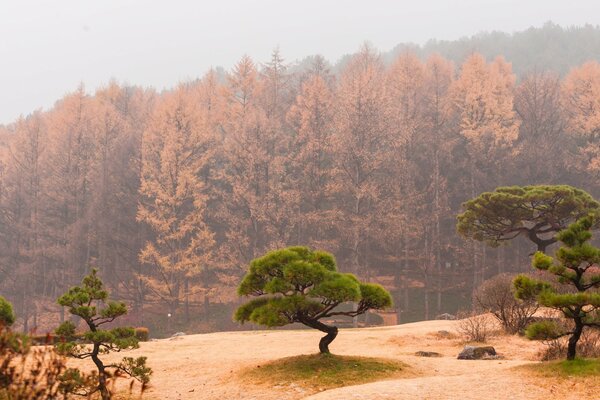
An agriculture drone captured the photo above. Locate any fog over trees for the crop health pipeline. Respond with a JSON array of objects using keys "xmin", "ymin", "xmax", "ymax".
[{"xmin": 2, "ymin": 25, "xmax": 600, "ymax": 334}]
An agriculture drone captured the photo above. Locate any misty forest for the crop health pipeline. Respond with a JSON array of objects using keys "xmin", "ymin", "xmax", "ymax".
[{"xmin": 1, "ymin": 23, "xmax": 600, "ymax": 337}]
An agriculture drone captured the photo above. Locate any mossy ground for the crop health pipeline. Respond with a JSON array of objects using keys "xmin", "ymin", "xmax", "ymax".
[
  {"xmin": 241, "ymin": 353, "xmax": 409, "ymax": 391},
  {"xmin": 520, "ymin": 358, "xmax": 600, "ymax": 377}
]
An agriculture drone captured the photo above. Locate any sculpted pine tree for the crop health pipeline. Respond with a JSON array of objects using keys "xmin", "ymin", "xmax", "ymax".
[
  {"xmin": 457, "ymin": 185, "xmax": 600, "ymax": 253},
  {"xmin": 235, "ymin": 247, "xmax": 392, "ymax": 353},
  {"xmin": 514, "ymin": 217, "xmax": 600, "ymax": 360},
  {"xmin": 56, "ymin": 269, "xmax": 151, "ymax": 400}
]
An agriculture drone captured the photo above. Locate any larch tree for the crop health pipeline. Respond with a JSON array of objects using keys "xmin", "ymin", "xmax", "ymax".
[
  {"xmin": 2, "ymin": 112, "xmax": 47, "ymax": 331},
  {"xmin": 220, "ymin": 56, "xmax": 283, "ymax": 266},
  {"xmin": 384, "ymin": 52, "xmax": 428, "ymax": 318},
  {"xmin": 562, "ymin": 61, "xmax": 600, "ymax": 179},
  {"xmin": 451, "ymin": 54, "xmax": 520, "ymax": 287},
  {"xmin": 138, "ymin": 86, "xmax": 216, "ymax": 322},
  {"xmin": 286, "ymin": 69, "xmax": 336, "ymax": 249},
  {"xmin": 88, "ymin": 83, "xmax": 131, "ymax": 287},
  {"xmin": 44, "ymin": 86, "xmax": 97, "ymax": 317},
  {"xmin": 514, "ymin": 71, "xmax": 565, "ymax": 183},
  {"xmin": 421, "ymin": 54, "xmax": 456, "ymax": 316},
  {"xmin": 333, "ymin": 45, "xmax": 390, "ymax": 284}
]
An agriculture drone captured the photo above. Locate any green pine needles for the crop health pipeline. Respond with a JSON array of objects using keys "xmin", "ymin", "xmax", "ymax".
[
  {"xmin": 0, "ymin": 296, "xmax": 15, "ymax": 327},
  {"xmin": 457, "ymin": 185, "xmax": 600, "ymax": 253},
  {"xmin": 234, "ymin": 246, "xmax": 392, "ymax": 354},
  {"xmin": 55, "ymin": 269, "xmax": 151, "ymax": 399},
  {"xmin": 514, "ymin": 216, "xmax": 600, "ymax": 360}
]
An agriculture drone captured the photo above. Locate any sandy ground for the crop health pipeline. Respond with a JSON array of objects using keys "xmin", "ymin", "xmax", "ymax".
[{"xmin": 72, "ymin": 319, "xmax": 600, "ymax": 400}]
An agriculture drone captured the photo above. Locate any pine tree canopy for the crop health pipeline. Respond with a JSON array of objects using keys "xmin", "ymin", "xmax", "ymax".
[
  {"xmin": 457, "ymin": 185, "xmax": 600, "ymax": 252},
  {"xmin": 234, "ymin": 246, "xmax": 392, "ymax": 353}
]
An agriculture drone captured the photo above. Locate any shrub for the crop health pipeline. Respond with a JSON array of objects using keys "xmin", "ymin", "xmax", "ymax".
[
  {"xmin": 0, "ymin": 297, "xmax": 15, "ymax": 327},
  {"xmin": 135, "ymin": 327, "xmax": 150, "ymax": 342},
  {"xmin": 0, "ymin": 326, "xmax": 93, "ymax": 399},
  {"xmin": 456, "ymin": 311, "xmax": 495, "ymax": 342},
  {"xmin": 474, "ymin": 273, "xmax": 538, "ymax": 334}
]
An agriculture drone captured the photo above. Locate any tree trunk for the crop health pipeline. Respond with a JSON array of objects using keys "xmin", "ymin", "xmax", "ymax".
[
  {"xmin": 204, "ymin": 293, "xmax": 210, "ymax": 323},
  {"xmin": 184, "ymin": 278, "xmax": 190, "ymax": 324},
  {"xmin": 567, "ymin": 318, "xmax": 584, "ymax": 361},
  {"xmin": 91, "ymin": 344, "xmax": 111, "ymax": 400},
  {"xmin": 319, "ymin": 326, "xmax": 338, "ymax": 354},
  {"xmin": 301, "ymin": 318, "xmax": 339, "ymax": 354}
]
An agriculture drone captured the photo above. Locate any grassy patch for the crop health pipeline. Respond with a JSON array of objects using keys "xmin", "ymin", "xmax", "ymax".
[
  {"xmin": 522, "ymin": 358, "xmax": 600, "ymax": 377},
  {"xmin": 241, "ymin": 353, "xmax": 409, "ymax": 392}
]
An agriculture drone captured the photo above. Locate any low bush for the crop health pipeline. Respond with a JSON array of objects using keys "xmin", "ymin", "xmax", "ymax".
[
  {"xmin": 474, "ymin": 274, "xmax": 538, "ymax": 334},
  {"xmin": 0, "ymin": 297, "xmax": 15, "ymax": 327},
  {"xmin": 0, "ymin": 327, "xmax": 93, "ymax": 400},
  {"xmin": 456, "ymin": 311, "xmax": 495, "ymax": 343},
  {"xmin": 135, "ymin": 327, "xmax": 150, "ymax": 342}
]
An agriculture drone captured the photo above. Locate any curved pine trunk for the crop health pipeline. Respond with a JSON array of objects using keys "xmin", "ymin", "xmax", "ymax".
[
  {"xmin": 567, "ymin": 318, "xmax": 584, "ymax": 361},
  {"xmin": 91, "ymin": 343, "xmax": 111, "ymax": 400},
  {"xmin": 301, "ymin": 318, "xmax": 339, "ymax": 354},
  {"xmin": 318, "ymin": 326, "xmax": 338, "ymax": 354}
]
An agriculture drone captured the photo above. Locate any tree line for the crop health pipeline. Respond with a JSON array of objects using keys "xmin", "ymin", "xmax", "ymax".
[{"xmin": 1, "ymin": 45, "xmax": 600, "ymax": 331}]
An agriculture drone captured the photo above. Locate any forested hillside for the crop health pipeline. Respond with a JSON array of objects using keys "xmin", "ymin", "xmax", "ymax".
[
  {"xmin": 386, "ymin": 22, "xmax": 600, "ymax": 76},
  {"xmin": 2, "ymin": 28, "xmax": 600, "ymax": 334}
]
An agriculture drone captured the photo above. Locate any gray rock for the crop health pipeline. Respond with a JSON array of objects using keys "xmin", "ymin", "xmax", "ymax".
[
  {"xmin": 435, "ymin": 313, "xmax": 456, "ymax": 320},
  {"xmin": 457, "ymin": 345, "xmax": 497, "ymax": 360},
  {"xmin": 171, "ymin": 331, "xmax": 186, "ymax": 337},
  {"xmin": 415, "ymin": 351, "xmax": 442, "ymax": 357}
]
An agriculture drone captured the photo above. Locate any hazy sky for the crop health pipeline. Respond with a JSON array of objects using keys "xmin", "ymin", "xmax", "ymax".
[{"xmin": 2, "ymin": 0, "xmax": 600, "ymax": 124}]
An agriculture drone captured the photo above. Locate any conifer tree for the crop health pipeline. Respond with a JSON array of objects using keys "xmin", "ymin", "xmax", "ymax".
[
  {"xmin": 55, "ymin": 269, "xmax": 151, "ymax": 400},
  {"xmin": 457, "ymin": 185, "xmax": 600, "ymax": 253},
  {"xmin": 138, "ymin": 86, "xmax": 216, "ymax": 320},
  {"xmin": 514, "ymin": 216, "xmax": 600, "ymax": 360},
  {"xmin": 562, "ymin": 61, "xmax": 600, "ymax": 177},
  {"xmin": 235, "ymin": 246, "xmax": 392, "ymax": 353}
]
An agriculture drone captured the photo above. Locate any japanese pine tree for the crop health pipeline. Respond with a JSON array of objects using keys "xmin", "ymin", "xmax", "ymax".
[
  {"xmin": 514, "ymin": 216, "xmax": 600, "ymax": 360},
  {"xmin": 234, "ymin": 246, "xmax": 392, "ymax": 353},
  {"xmin": 457, "ymin": 185, "xmax": 600, "ymax": 253},
  {"xmin": 55, "ymin": 269, "xmax": 151, "ymax": 400}
]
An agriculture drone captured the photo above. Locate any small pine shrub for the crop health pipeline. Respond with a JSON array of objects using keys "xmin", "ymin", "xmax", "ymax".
[{"xmin": 0, "ymin": 297, "xmax": 15, "ymax": 327}]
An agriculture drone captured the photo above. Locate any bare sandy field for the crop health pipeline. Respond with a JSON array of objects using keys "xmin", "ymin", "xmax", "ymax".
[{"xmin": 77, "ymin": 319, "xmax": 600, "ymax": 400}]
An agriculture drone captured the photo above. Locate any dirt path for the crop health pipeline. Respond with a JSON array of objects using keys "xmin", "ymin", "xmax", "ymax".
[{"xmin": 77, "ymin": 319, "xmax": 597, "ymax": 400}]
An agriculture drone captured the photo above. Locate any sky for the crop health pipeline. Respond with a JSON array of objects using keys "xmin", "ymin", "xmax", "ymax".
[{"xmin": 1, "ymin": 0, "xmax": 600, "ymax": 124}]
